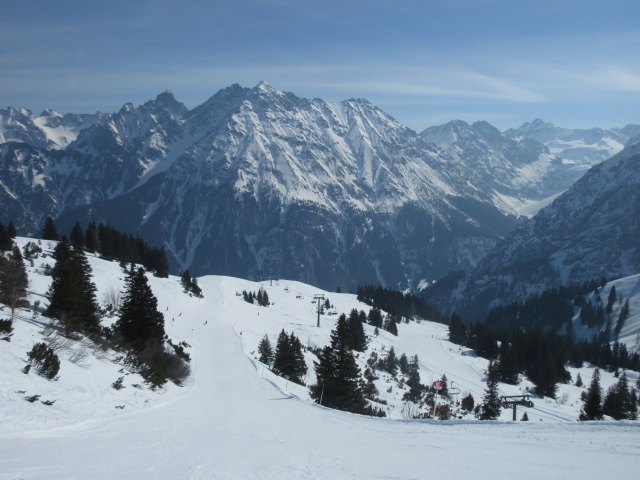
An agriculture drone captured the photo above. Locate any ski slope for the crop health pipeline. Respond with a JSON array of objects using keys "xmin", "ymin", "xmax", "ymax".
[{"xmin": 1, "ymin": 241, "xmax": 639, "ymax": 479}]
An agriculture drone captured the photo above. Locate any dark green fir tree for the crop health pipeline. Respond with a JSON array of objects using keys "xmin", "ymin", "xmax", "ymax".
[
  {"xmin": 479, "ymin": 361, "xmax": 501, "ymax": 420},
  {"xmin": 0, "ymin": 244, "xmax": 29, "ymax": 325},
  {"xmin": 309, "ymin": 315, "xmax": 368, "ymax": 414},
  {"xmin": 41, "ymin": 216, "xmax": 59, "ymax": 241},
  {"xmin": 45, "ymin": 238, "xmax": 100, "ymax": 333},
  {"xmin": 579, "ymin": 369, "xmax": 603, "ymax": 421},
  {"xmin": 115, "ymin": 266, "xmax": 165, "ymax": 351},
  {"xmin": 257, "ymin": 334, "xmax": 274, "ymax": 365}
]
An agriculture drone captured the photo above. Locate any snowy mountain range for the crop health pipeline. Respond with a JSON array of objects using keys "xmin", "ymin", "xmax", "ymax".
[
  {"xmin": 1, "ymin": 83, "xmax": 637, "ymax": 293},
  {"xmin": 425, "ymin": 140, "xmax": 640, "ymax": 318},
  {"xmin": 0, "ymin": 83, "xmax": 522, "ymax": 291},
  {"xmin": 421, "ymin": 119, "xmax": 640, "ymax": 217}
]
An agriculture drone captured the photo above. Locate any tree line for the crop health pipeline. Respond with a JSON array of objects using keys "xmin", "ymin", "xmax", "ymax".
[
  {"xmin": 41, "ymin": 217, "xmax": 168, "ymax": 277},
  {"xmin": 357, "ymin": 284, "xmax": 446, "ymax": 324}
]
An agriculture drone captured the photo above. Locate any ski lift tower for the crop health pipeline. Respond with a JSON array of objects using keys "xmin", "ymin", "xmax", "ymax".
[{"xmin": 313, "ymin": 294, "xmax": 325, "ymax": 327}]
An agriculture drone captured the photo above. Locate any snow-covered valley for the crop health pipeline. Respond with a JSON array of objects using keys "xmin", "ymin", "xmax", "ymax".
[{"xmin": 1, "ymin": 239, "xmax": 639, "ymax": 479}]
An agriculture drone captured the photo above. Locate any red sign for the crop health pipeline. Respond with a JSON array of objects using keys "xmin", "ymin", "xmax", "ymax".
[{"xmin": 432, "ymin": 380, "xmax": 444, "ymax": 391}]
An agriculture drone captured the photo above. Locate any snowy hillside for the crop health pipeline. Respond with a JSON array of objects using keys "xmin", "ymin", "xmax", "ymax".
[
  {"xmin": 570, "ymin": 274, "xmax": 640, "ymax": 352},
  {"xmin": 1, "ymin": 238, "xmax": 639, "ymax": 478}
]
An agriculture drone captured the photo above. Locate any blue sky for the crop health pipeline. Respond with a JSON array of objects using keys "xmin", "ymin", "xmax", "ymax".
[{"xmin": 2, "ymin": 0, "xmax": 639, "ymax": 130}]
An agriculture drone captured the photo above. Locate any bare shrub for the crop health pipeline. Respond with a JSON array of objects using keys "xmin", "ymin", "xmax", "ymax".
[
  {"xmin": 102, "ymin": 287, "xmax": 122, "ymax": 314},
  {"xmin": 68, "ymin": 346, "xmax": 91, "ymax": 365}
]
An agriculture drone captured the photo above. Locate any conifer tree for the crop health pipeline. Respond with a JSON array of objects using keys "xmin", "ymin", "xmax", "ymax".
[
  {"xmin": 41, "ymin": 216, "xmax": 59, "ymax": 241},
  {"xmin": 603, "ymin": 372, "xmax": 632, "ymax": 420},
  {"xmin": 606, "ymin": 285, "xmax": 617, "ymax": 315},
  {"xmin": 6, "ymin": 221, "xmax": 16, "ymax": 239},
  {"xmin": 383, "ymin": 346, "xmax": 398, "ymax": 375},
  {"xmin": 0, "ymin": 244, "xmax": 29, "ymax": 324},
  {"xmin": 347, "ymin": 309, "xmax": 367, "ymax": 352},
  {"xmin": 383, "ymin": 314, "xmax": 398, "ymax": 336},
  {"xmin": 70, "ymin": 222, "xmax": 86, "ymax": 250},
  {"xmin": 402, "ymin": 355, "xmax": 423, "ymax": 403},
  {"xmin": 615, "ymin": 300, "xmax": 630, "ymax": 337},
  {"xmin": 180, "ymin": 270, "xmax": 203, "ymax": 298},
  {"xmin": 479, "ymin": 361, "xmax": 501, "ymax": 420},
  {"xmin": 45, "ymin": 239, "xmax": 100, "ymax": 333},
  {"xmin": 448, "ymin": 313, "xmax": 467, "ymax": 345},
  {"xmin": 115, "ymin": 266, "xmax": 165, "ymax": 351},
  {"xmin": 461, "ymin": 393, "xmax": 475, "ymax": 412},
  {"xmin": 398, "ymin": 353, "xmax": 409, "ymax": 375},
  {"xmin": 629, "ymin": 389, "xmax": 638, "ymax": 420},
  {"xmin": 85, "ymin": 222, "xmax": 100, "ymax": 253},
  {"xmin": 362, "ymin": 367, "xmax": 379, "ymax": 399},
  {"xmin": 257, "ymin": 334, "xmax": 274, "ymax": 365},
  {"xmin": 309, "ymin": 315, "xmax": 368, "ymax": 414},
  {"xmin": 272, "ymin": 329, "xmax": 307, "ymax": 384},
  {"xmin": 257, "ymin": 289, "xmax": 264, "ymax": 306},
  {"xmin": 579, "ymin": 369, "xmax": 603, "ymax": 420},
  {"xmin": 574, "ymin": 373, "xmax": 583, "ymax": 387},
  {"xmin": 0, "ymin": 223, "xmax": 12, "ymax": 251},
  {"xmin": 257, "ymin": 288, "xmax": 269, "ymax": 306},
  {"xmin": 367, "ymin": 307, "xmax": 383, "ymax": 328},
  {"xmin": 497, "ymin": 339, "xmax": 519, "ymax": 384}
]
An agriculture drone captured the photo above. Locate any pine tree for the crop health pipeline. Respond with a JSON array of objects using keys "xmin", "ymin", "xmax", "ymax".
[
  {"xmin": 272, "ymin": 329, "xmax": 307, "ymax": 384},
  {"xmin": 497, "ymin": 339, "xmax": 519, "ymax": 384},
  {"xmin": 180, "ymin": 270, "xmax": 203, "ymax": 298},
  {"xmin": 115, "ymin": 267, "xmax": 165, "ymax": 351},
  {"xmin": 606, "ymin": 285, "xmax": 617, "ymax": 315},
  {"xmin": 85, "ymin": 222, "xmax": 100, "ymax": 253},
  {"xmin": 383, "ymin": 346, "xmax": 398, "ymax": 375},
  {"xmin": 70, "ymin": 222, "xmax": 86, "ymax": 250},
  {"xmin": 579, "ymin": 369, "xmax": 603, "ymax": 420},
  {"xmin": 258, "ymin": 288, "xmax": 269, "ymax": 306},
  {"xmin": 383, "ymin": 314, "xmax": 398, "ymax": 336},
  {"xmin": 309, "ymin": 315, "xmax": 368, "ymax": 414},
  {"xmin": 257, "ymin": 335, "xmax": 274, "ymax": 365},
  {"xmin": 45, "ymin": 239, "xmax": 100, "ymax": 333},
  {"xmin": 629, "ymin": 388, "xmax": 638, "ymax": 420},
  {"xmin": 448, "ymin": 313, "xmax": 467, "ymax": 345},
  {"xmin": 0, "ymin": 244, "xmax": 29, "ymax": 325},
  {"xmin": 398, "ymin": 353, "xmax": 409, "ymax": 374},
  {"xmin": 603, "ymin": 372, "xmax": 632, "ymax": 420},
  {"xmin": 0, "ymin": 223, "xmax": 12, "ymax": 251},
  {"xmin": 347, "ymin": 309, "xmax": 367, "ymax": 352},
  {"xmin": 461, "ymin": 393, "xmax": 474, "ymax": 412},
  {"xmin": 402, "ymin": 355, "xmax": 422, "ymax": 403},
  {"xmin": 272, "ymin": 329, "xmax": 290, "ymax": 374},
  {"xmin": 479, "ymin": 361, "xmax": 501, "ymax": 420},
  {"xmin": 574, "ymin": 373, "xmax": 584, "ymax": 387},
  {"xmin": 367, "ymin": 307, "xmax": 383, "ymax": 328},
  {"xmin": 615, "ymin": 300, "xmax": 630, "ymax": 337},
  {"xmin": 41, "ymin": 216, "xmax": 59, "ymax": 241},
  {"xmin": 6, "ymin": 221, "xmax": 16, "ymax": 239}
]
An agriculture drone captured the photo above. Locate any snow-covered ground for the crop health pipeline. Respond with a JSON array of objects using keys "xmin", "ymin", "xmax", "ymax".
[
  {"xmin": 1, "ymin": 239, "xmax": 639, "ymax": 479},
  {"xmin": 570, "ymin": 273, "xmax": 640, "ymax": 352}
]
